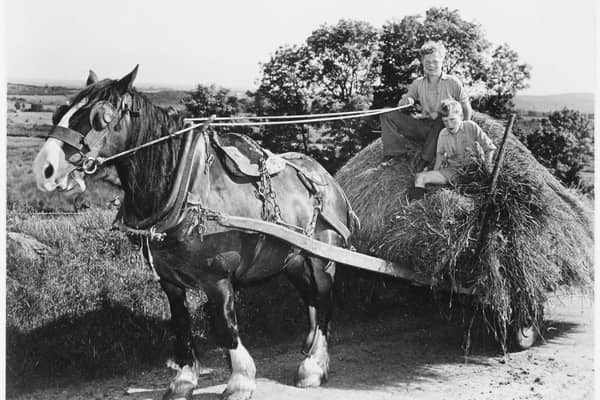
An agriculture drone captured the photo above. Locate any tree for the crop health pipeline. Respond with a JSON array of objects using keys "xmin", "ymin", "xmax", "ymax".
[
  {"xmin": 254, "ymin": 45, "xmax": 312, "ymax": 153},
  {"xmin": 516, "ymin": 109, "xmax": 593, "ymax": 187},
  {"xmin": 375, "ymin": 16, "xmax": 422, "ymax": 107},
  {"xmin": 304, "ymin": 20, "xmax": 380, "ymax": 112},
  {"xmin": 256, "ymin": 20, "xmax": 381, "ymax": 168},
  {"xmin": 183, "ymin": 84, "xmax": 244, "ymax": 117},
  {"xmin": 472, "ymin": 44, "xmax": 531, "ymax": 118}
]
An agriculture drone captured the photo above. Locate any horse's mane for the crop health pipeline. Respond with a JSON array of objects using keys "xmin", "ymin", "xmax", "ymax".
[{"xmin": 76, "ymin": 80, "xmax": 186, "ymax": 218}]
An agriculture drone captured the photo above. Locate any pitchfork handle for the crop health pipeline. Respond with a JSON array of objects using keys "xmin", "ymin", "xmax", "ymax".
[{"xmin": 476, "ymin": 113, "xmax": 516, "ymax": 246}]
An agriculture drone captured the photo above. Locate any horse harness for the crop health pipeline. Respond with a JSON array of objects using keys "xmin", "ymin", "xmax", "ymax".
[
  {"xmin": 48, "ymin": 97, "xmax": 138, "ymax": 175},
  {"xmin": 112, "ymin": 128, "xmax": 351, "ymax": 279}
]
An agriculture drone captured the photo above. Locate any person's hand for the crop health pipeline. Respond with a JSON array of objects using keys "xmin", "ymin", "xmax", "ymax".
[{"xmin": 398, "ymin": 97, "xmax": 414, "ymax": 107}]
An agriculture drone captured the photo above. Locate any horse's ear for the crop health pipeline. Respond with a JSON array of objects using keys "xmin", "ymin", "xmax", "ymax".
[
  {"xmin": 116, "ymin": 65, "xmax": 139, "ymax": 93},
  {"xmin": 86, "ymin": 70, "xmax": 98, "ymax": 86}
]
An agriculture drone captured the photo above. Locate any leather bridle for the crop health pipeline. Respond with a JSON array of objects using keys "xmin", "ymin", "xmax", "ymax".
[{"xmin": 47, "ymin": 97, "xmax": 136, "ymax": 174}]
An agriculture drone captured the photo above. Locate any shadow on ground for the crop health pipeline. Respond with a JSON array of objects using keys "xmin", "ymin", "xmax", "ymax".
[
  {"xmin": 6, "ymin": 302, "xmax": 173, "ymax": 396},
  {"xmin": 6, "ymin": 271, "xmax": 583, "ymax": 398}
]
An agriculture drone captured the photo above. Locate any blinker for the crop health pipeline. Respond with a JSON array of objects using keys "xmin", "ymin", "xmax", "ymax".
[{"xmin": 89, "ymin": 101, "xmax": 117, "ymax": 131}]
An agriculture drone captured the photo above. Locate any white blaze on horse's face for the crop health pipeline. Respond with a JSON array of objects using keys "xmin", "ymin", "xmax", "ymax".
[{"xmin": 33, "ymin": 99, "xmax": 88, "ymax": 192}]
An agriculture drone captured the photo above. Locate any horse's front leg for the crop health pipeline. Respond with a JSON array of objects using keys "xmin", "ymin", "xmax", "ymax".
[
  {"xmin": 206, "ymin": 277, "xmax": 256, "ymax": 400},
  {"xmin": 160, "ymin": 280, "xmax": 202, "ymax": 400},
  {"xmin": 284, "ymin": 252, "xmax": 335, "ymax": 387}
]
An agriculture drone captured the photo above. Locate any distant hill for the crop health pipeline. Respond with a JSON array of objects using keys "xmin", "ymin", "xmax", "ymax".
[
  {"xmin": 8, "ymin": 83, "xmax": 79, "ymax": 96},
  {"xmin": 7, "ymin": 82, "xmax": 189, "ymax": 109},
  {"xmin": 514, "ymin": 93, "xmax": 594, "ymax": 114}
]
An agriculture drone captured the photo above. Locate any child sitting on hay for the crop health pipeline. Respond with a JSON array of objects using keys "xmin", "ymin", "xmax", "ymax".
[{"xmin": 407, "ymin": 99, "xmax": 497, "ymax": 201}]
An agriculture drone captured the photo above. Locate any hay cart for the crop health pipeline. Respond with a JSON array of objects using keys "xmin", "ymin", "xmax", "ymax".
[{"xmin": 213, "ymin": 114, "xmax": 538, "ymax": 350}]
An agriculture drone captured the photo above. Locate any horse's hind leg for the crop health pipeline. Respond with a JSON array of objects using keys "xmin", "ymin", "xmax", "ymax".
[
  {"xmin": 285, "ymin": 229, "xmax": 339, "ymax": 387},
  {"xmin": 160, "ymin": 280, "xmax": 202, "ymax": 400},
  {"xmin": 205, "ymin": 277, "xmax": 256, "ymax": 400}
]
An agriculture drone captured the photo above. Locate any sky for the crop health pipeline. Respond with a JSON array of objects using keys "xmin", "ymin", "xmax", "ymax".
[{"xmin": 3, "ymin": 0, "xmax": 597, "ymax": 95}]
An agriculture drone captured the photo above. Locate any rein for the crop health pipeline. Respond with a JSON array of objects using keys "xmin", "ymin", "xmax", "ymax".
[
  {"xmin": 59, "ymin": 105, "xmax": 408, "ymax": 175},
  {"xmin": 183, "ymin": 105, "xmax": 409, "ymax": 127},
  {"xmin": 96, "ymin": 117, "xmax": 215, "ymax": 167}
]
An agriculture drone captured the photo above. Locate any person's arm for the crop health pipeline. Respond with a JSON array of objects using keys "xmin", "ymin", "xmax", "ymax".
[
  {"xmin": 434, "ymin": 130, "xmax": 446, "ymax": 170},
  {"xmin": 473, "ymin": 122, "xmax": 497, "ymax": 167},
  {"xmin": 398, "ymin": 80, "xmax": 418, "ymax": 107},
  {"xmin": 484, "ymin": 149, "xmax": 495, "ymax": 165},
  {"xmin": 398, "ymin": 96, "xmax": 414, "ymax": 107}
]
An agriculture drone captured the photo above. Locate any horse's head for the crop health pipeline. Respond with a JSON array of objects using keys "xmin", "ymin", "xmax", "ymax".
[{"xmin": 33, "ymin": 66, "xmax": 140, "ymax": 192}]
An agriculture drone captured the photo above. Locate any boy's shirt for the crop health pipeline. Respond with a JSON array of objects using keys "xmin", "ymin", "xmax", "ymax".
[
  {"xmin": 435, "ymin": 120, "xmax": 497, "ymax": 169},
  {"xmin": 404, "ymin": 73, "xmax": 468, "ymax": 120}
]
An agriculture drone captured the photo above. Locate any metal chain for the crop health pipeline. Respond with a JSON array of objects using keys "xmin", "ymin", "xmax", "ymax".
[
  {"xmin": 189, "ymin": 207, "xmax": 223, "ymax": 241},
  {"xmin": 255, "ymin": 158, "xmax": 282, "ymax": 222}
]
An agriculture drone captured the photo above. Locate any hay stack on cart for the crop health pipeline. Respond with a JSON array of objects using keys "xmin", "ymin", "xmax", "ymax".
[{"xmin": 335, "ymin": 112, "xmax": 593, "ymax": 349}]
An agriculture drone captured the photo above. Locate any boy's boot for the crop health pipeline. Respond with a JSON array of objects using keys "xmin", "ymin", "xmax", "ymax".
[{"xmin": 407, "ymin": 186, "xmax": 426, "ymax": 201}]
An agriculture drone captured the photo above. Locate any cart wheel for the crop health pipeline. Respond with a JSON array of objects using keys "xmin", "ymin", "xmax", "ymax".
[{"xmin": 512, "ymin": 322, "xmax": 538, "ymax": 350}]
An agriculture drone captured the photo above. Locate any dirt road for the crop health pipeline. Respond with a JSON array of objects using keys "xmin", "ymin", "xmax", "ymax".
[{"xmin": 12, "ymin": 292, "xmax": 593, "ymax": 400}]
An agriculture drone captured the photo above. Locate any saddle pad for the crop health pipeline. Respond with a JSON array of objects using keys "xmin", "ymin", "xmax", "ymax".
[
  {"xmin": 211, "ymin": 132, "xmax": 286, "ymax": 177},
  {"xmin": 280, "ymin": 152, "xmax": 328, "ymax": 190}
]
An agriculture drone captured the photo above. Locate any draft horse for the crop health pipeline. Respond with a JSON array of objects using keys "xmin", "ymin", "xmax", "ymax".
[{"xmin": 32, "ymin": 66, "xmax": 358, "ymax": 400}]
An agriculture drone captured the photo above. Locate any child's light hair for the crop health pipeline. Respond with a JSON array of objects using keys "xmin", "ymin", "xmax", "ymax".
[
  {"xmin": 440, "ymin": 99, "xmax": 462, "ymax": 117},
  {"xmin": 419, "ymin": 41, "xmax": 447, "ymax": 59}
]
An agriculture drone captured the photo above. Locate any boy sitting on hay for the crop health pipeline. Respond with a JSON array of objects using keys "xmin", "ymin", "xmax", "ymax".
[
  {"xmin": 380, "ymin": 41, "xmax": 473, "ymax": 172},
  {"xmin": 407, "ymin": 99, "xmax": 497, "ymax": 201}
]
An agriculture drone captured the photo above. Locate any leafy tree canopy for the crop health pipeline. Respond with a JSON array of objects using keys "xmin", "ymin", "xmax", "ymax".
[{"xmin": 515, "ymin": 109, "xmax": 593, "ymax": 189}]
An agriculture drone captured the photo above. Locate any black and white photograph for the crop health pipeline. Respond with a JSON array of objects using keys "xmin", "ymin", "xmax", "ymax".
[{"xmin": 3, "ymin": 0, "xmax": 596, "ymax": 399}]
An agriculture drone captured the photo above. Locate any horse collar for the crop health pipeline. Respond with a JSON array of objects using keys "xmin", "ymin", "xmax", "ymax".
[{"xmin": 116, "ymin": 129, "xmax": 209, "ymax": 238}]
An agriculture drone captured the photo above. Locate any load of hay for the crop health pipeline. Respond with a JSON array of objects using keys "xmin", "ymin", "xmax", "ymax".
[{"xmin": 335, "ymin": 112, "xmax": 593, "ymax": 347}]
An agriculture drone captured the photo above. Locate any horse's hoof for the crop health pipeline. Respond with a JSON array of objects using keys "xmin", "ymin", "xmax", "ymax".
[
  {"xmin": 164, "ymin": 363, "xmax": 198, "ymax": 400},
  {"xmin": 295, "ymin": 356, "xmax": 326, "ymax": 388},
  {"xmin": 163, "ymin": 382, "xmax": 194, "ymax": 400},
  {"xmin": 222, "ymin": 373, "xmax": 256, "ymax": 400},
  {"xmin": 221, "ymin": 389, "xmax": 254, "ymax": 400}
]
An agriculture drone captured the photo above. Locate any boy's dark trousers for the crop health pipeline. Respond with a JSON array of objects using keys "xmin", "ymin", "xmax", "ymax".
[{"xmin": 380, "ymin": 111, "xmax": 444, "ymax": 166}]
